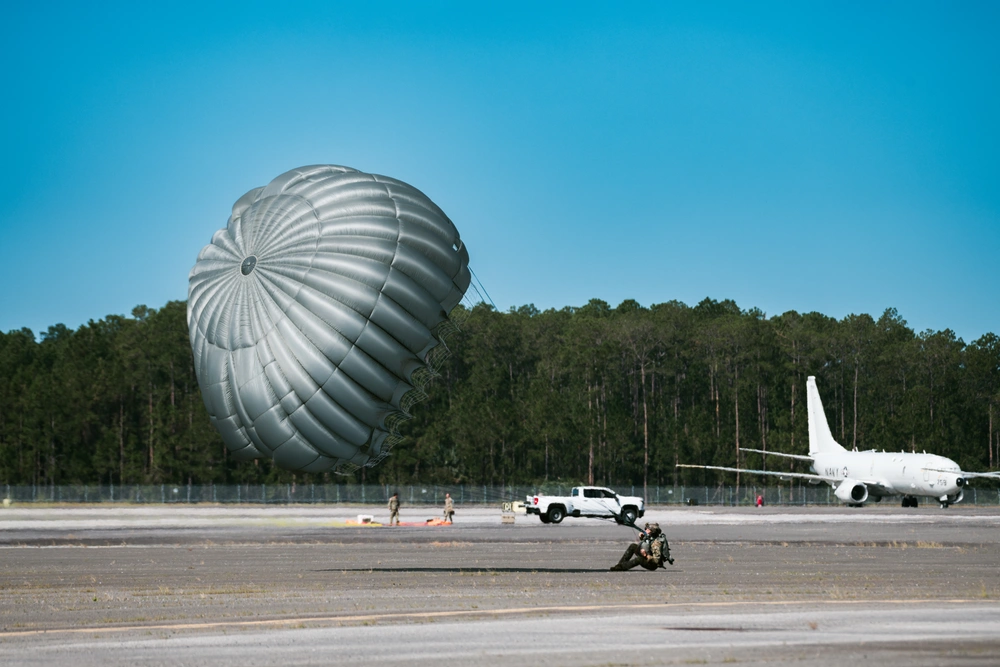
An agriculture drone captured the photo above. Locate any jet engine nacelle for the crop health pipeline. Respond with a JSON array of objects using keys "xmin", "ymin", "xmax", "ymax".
[{"xmin": 834, "ymin": 479, "xmax": 869, "ymax": 504}]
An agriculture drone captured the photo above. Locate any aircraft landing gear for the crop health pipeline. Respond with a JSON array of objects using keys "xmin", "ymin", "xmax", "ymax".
[
  {"xmin": 902, "ymin": 496, "xmax": 919, "ymax": 508},
  {"xmin": 939, "ymin": 500, "xmax": 950, "ymax": 509}
]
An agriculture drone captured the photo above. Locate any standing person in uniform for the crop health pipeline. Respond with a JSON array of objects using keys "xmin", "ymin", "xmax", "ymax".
[
  {"xmin": 610, "ymin": 523, "xmax": 673, "ymax": 571},
  {"xmin": 443, "ymin": 493, "xmax": 454, "ymax": 524},
  {"xmin": 388, "ymin": 492, "xmax": 400, "ymax": 526}
]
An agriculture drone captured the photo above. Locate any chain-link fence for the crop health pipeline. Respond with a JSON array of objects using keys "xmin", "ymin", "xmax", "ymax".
[{"xmin": 2, "ymin": 483, "xmax": 998, "ymax": 506}]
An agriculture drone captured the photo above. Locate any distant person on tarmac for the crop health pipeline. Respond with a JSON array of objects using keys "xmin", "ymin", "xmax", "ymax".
[
  {"xmin": 444, "ymin": 493, "xmax": 454, "ymax": 523},
  {"xmin": 610, "ymin": 523, "xmax": 673, "ymax": 571},
  {"xmin": 388, "ymin": 492, "xmax": 400, "ymax": 526}
]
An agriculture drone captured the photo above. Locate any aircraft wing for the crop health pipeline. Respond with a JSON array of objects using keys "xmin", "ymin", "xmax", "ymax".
[
  {"xmin": 676, "ymin": 464, "xmax": 838, "ymax": 483},
  {"xmin": 963, "ymin": 471, "xmax": 1000, "ymax": 479},
  {"xmin": 676, "ymin": 464, "xmax": 893, "ymax": 494},
  {"xmin": 739, "ymin": 448, "xmax": 814, "ymax": 462},
  {"xmin": 923, "ymin": 468, "xmax": 1000, "ymax": 480},
  {"xmin": 858, "ymin": 479, "xmax": 897, "ymax": 496}
]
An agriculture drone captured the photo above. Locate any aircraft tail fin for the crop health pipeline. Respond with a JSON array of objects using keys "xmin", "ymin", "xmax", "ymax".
[{"xmin": 807, "ymin": 376, "xmax": 846, "ymax": 455}]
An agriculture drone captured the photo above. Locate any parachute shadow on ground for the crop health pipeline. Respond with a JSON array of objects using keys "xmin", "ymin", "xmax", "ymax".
[{"xmin": 317, "ymin": 567, "xmax": 608, "ymax": 573}]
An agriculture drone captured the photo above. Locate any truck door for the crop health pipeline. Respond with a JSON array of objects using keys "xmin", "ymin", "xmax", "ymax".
[
  {"xmin": 602, "ymin": 489, "xmax": 621, "ymax": 514},
  {"xmin": 577, "ymin": 488, "xmax": 602, "ymax": 514}
]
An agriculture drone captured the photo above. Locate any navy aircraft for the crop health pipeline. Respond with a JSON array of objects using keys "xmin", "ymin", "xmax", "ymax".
[{"xmin": 678, "ymin": 376, "xmax": 1000, "ymax": 508}]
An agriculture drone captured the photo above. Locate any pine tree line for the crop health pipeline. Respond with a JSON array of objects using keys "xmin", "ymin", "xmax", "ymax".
[{"xmin": 2, "ymin": 298, "xmax": 998, "ymax": 489}]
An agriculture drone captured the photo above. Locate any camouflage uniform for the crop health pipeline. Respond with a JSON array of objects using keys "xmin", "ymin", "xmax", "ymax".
[
  {"xmin": 649, "ymin": 531, "xmax": 671, "ymax": 565},
  {"xmin": 444, "ymin": 494, "xmax": 454, "ymax": 523},
  {"xmin": 610, "ymin": 523, "xmax": 673, "ymax": 571},
  {"xmin": 388, "ymin": 494, "xmax": 400, "ymax": 525}
]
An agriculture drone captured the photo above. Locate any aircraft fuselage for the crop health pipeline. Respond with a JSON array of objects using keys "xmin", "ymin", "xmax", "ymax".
[{"xmin": 811, "ymin": 450, "xmax": 964, "ymax": 501}]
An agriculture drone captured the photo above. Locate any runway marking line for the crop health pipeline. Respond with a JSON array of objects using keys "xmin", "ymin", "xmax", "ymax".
[{"xmin": 0, "ymin": 599, "xmax": 984, "ymax": 639}]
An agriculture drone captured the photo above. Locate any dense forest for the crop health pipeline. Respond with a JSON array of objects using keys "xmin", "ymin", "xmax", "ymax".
[{"xmin": 1, "ymin": 298, "xmax": 998, "ymax": 494}]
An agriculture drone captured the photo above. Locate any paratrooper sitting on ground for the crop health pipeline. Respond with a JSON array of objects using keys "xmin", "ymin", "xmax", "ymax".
[{"xmin": 610, "ymin": 522, "xmax": 673, "ymax": 571}]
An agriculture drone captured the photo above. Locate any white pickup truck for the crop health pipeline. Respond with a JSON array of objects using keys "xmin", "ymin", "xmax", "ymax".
[{"xmin": 525, "ymin": 486, "xmax": 645, "ymax": 524}]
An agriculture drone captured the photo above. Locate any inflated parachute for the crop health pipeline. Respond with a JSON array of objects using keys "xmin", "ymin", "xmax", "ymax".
[{"xmin": 187, "ymin": 165, "xmax": 470, "ymax": 472}]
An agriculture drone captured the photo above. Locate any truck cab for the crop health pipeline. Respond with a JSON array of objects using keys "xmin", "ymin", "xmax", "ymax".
[{"xmin": 525, "ymin": 486, "xmax": 645, "ymax": 524}]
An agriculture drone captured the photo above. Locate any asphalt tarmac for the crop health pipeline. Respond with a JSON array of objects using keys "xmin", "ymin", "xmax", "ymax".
[{"xmin": 1, "ymin": 504, "xmax": 998, "ymax": 666}]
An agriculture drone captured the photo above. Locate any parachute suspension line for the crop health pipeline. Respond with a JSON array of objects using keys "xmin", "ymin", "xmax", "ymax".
[
  {"xmin": 461, "ymin": 289, "xmax": 480, "ymax": 310},
  {"xmin": 461, "ymin": 290, "xmax": 479, "ymax": 309},
  {"xmin": 469, "ymin": 267, "xmax": 497, "ymax": 311},
  {"xmin": 466, "ymin": 280, "xmax": 488, "ymax": 308}
]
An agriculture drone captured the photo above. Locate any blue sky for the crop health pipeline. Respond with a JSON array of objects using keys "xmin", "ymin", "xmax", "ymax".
[{"xmin": 1, "ymin": 1, "xmax": 998, "ymax": 342}]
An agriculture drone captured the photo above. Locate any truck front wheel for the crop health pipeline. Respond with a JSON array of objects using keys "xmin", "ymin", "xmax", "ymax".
[
  {"xmin": 621, "ymin": 507, "xmax": 638, "ymax": 525},
  {"xmin": 547, "ymin": 506, "xmax": 565, "ymax": 524}
]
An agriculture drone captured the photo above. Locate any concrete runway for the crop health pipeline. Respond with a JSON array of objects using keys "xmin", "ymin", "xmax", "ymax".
[{"xmin": 1, "ymin": 504, "xmax": 998, "ymax": 665}]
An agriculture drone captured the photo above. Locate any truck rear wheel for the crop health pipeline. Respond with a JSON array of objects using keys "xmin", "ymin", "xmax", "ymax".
[
  {"xmin": 547, "ymin": 506, "xmax": 565, "ymax": 524},
  {"xmin": 539, "ymin": 514, "xmax": 551, "ymax": 524}
]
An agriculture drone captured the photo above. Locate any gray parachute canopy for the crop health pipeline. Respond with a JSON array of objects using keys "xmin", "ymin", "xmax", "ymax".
[{"xmin": 187, "ymin": 165, "xmax": 471, "ymax": 472}]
